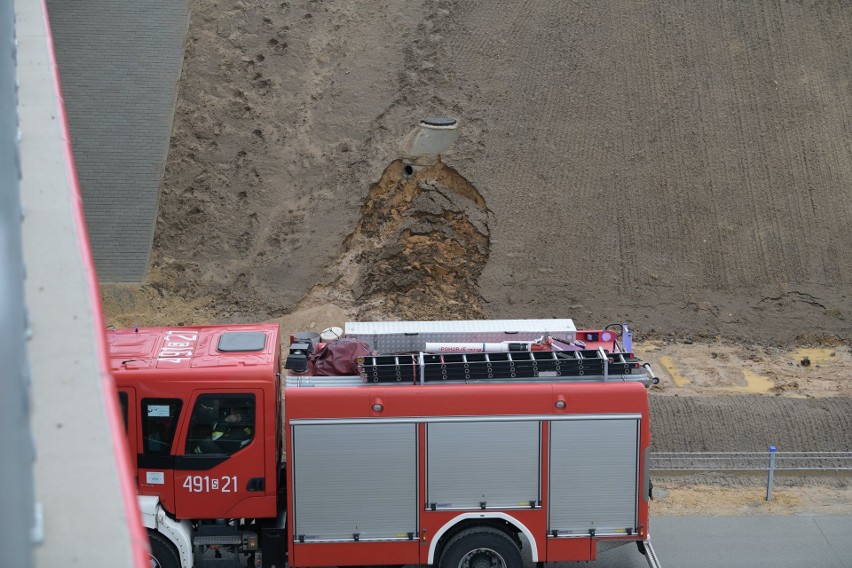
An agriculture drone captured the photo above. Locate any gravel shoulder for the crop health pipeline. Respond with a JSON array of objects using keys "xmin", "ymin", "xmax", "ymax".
[{"xmin": 653, "ymin": 478, "xmax": 852, "ymax": 516}]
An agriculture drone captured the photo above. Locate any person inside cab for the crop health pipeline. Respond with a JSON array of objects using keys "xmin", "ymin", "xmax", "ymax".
[{"xmin": 193, "ymin": 402, "xmax": 253, "ymax": 454}]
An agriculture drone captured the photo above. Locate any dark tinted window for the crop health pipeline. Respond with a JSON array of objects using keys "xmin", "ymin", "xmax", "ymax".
[
  {"xmin": 185, "ymin": 394, "xmax": 255, "ymax": 456},
  {"xmin": 141, "ymin": 399, "xmax": 183, "ymax": 455},
  {"xmin": 118, "ymin": 391, "xmax": 128, "ymax": 431}
]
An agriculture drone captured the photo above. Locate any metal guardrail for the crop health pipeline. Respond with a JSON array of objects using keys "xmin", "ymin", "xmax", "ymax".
[{"xmin": 650, "ymin": 451, "xmax": 852, "ymax": 472}]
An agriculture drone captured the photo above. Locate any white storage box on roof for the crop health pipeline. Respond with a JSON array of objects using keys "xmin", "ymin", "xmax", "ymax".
[{"xmin": 345, "ymin": 319, "xmax": 576, "ymax": 353}]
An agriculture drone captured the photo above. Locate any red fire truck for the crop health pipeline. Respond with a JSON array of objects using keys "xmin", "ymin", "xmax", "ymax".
[{"xmin": 109, "ymin": 319, "xmax": 662, "ymax": 568}]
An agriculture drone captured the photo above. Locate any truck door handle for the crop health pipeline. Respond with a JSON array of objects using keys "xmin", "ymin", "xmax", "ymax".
[{"xmin": 247, "ymin": 477, "xmax": 265, "ymax": 492}]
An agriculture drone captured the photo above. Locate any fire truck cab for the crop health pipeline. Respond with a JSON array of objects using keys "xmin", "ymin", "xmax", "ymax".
[
  {"xmin": 109, "ymin": 319, "xmax": 661, "ymax": 568},
  {"xmin": 110, "ymin": 324, "xmax": 283, "ymax": 567}
]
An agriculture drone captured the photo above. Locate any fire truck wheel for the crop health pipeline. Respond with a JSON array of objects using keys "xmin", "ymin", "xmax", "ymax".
[
  {"xmin": 439, "ymin": 527, "xmax": 522, "ymax": 568},
  {"xmin": 148, "ymin": 531, "xmax": 181, "ymax": 568}
]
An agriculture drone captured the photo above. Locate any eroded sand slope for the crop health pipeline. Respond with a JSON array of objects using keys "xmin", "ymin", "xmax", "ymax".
[{"xmin": 148, "ymin": 0, "xmax": 851, "ymax": 343}]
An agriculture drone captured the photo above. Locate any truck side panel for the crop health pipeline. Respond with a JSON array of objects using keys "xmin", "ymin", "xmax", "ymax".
[
  {"xmin": 426, "ymin": 420, "xmax": 540, "ymax": 510},
  {"xmin": 288, "ymin": 421, "xmax": 420, "ymax": 566},
  {"xmin": 548, "ymin": 417, "xmax": 640, "ymax": 534}
]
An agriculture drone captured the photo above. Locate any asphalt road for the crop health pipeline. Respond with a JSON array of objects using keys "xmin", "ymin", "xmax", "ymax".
[{"xmin": 549, "ymin": 515, "xmax": 852, "ymax": 568}]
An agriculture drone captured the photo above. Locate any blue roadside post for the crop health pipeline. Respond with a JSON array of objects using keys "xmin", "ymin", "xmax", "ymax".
[{"xmin": 766, "ymin": 445, "xmax": 777, "ymax": 501}]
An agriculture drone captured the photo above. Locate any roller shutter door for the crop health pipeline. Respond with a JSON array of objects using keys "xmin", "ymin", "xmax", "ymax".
[
  {"xmin": 427, "ymin": 420, "xmax": 540, "ymax": 509},
  {"xmin": 549, "ymin": 418, "xmax": 638, "ymax": 534},
  {"xmin": 292, "ymin": 422, "xmax": 417, "ymax": 541}
]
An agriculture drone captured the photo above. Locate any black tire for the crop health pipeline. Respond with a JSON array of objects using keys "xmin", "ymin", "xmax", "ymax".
[
  {"xmin": 148, "ymin": 530, "xmax": 181, "ymax": 568},
  {"xmin": 439, "ymin": 527, "xmax": 522, "ymax": 568}
]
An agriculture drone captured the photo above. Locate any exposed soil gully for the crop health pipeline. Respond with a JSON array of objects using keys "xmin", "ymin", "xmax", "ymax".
[{"xmin": 292, "ymin": 159, "xmax": 490, "ymax": 320}]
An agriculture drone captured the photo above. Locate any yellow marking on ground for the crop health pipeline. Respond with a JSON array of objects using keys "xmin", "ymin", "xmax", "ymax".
[
  {"xmin": 731, "ymin": 369, "xmax": 774, "ymax": 393},
  {"xmin": 658, "ymin": 355, "xmax": 690, "ymax": 387},
  {"xmin": 790, "ymin": 347, "xmax": 836, "ymax": 366},
  {"xmin": 708, "ymin": 369, "xmax": 774, "ymax": 393},
  {"xmin": 634, "ymin": 340, "xmax": 661, "ymax": 353}
]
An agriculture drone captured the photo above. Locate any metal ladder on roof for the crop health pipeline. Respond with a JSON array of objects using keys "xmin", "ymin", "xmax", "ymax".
[
  {"xmin": 358, "ymin": 347, "xmax": 656, "ymax": 385},
  {"xmin": 285, "ymin": 348, "xmax": 658, "ymax": 388}
]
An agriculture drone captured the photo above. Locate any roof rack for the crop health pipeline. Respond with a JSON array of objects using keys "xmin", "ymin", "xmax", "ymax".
[
  {"xmin": 360, "ymin": 348, "xmax": 651, "ymax": 385},
  {"xmin": 285, "ymin": 348, "xmax": 657, "ymax": 388}
]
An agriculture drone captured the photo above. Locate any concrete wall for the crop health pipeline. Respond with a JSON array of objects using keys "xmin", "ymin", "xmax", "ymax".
[
  {"xmin": 17, "ymin": 0, "xmax": 147, "ymax": 564},
  {"xmin": 46, "ymin": 0, "xmax": 190, "ymax": 282},
  {"xmin": 2, "ymin": 1, "xmax": 34, "ymax": 565}
]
